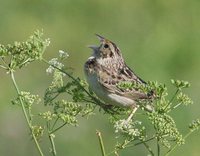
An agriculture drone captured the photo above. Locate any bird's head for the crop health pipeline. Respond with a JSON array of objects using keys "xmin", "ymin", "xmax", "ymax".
[{"xmin": 88, "ymin": 34, "xmax": 124, "ymax": 65}]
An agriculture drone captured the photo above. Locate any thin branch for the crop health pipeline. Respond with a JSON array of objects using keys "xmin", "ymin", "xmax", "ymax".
[
  {"xmin": 107, "ymin": 136, "xmax": 156, "ymax": 156},
  {"xmin": 172, "ymin": 103, "xmax": 182, "ymax": 110},
  {"xmin": 142, "ymin": 142, "xmax": 154, "ymax": 156},
  {"xmin": 50, "ymin": 121, "xmax": 68, "ymax": 134},
  {"xmin": 46, "ymin": 93, "xmax": 60, "ymax": 103},
  {"xmin": 0, "ymin": 57, "xmax": 8, "ymax": 67},
  {"xmin": 157, "ymin": 138, "xmax": 160, "ymax": 156},
  {"xmin": 0, "ymin": 64, "xmax": 8, "ymax": 69},
  {"xmin": 51, "ymin": 117, "xmax": 59, "ymax": 131},
  {"xmin": 18, "ymin": 58, "xmax": 34, "ymax": 68},
  {"xmin": 10, "ymin": 70, "xmax": 44, "ymax": 156},
  {"xmin": 49, "ymin": 133, "xmax": 57, "ymax": 156},
  {"xmin": 131, "ymin": 136, "xmax": 156, "ymax": 147},
  {"xmin": 163, "ymin": 89, "xmax": 179, "ymax": 111},
  {"xmin": 46, "ymin": 121, "xmax": 57, "ymax": 156},
  {"xmin": 96, "ymin": 130, "xmax": 106, "ymax": 156},
  {"xmin": 82, "ymin": 98, "xmax": 98, "ymax": 104}
]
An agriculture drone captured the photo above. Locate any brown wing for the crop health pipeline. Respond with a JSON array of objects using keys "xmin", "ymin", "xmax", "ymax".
[{"xmin": 98, "ymin": 65, "xmax": 149, "ymax": 100}]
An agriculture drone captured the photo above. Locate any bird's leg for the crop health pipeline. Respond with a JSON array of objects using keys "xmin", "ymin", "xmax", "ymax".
[{"xmin": 126, "ymin": 106, "xmax": 138, "ymax": 123}]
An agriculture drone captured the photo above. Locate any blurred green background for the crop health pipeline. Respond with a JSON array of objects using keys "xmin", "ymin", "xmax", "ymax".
[{"xmin": 0, "ymin": 0, "xmax": 200, "ymax": 155}]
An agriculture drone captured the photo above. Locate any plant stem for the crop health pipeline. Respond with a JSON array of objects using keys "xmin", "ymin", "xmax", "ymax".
[
  {"xmin": 50, "ymin": 122, "xmax": 68, "ymax": 134},
  {"xmin": 10, "ymin": 70, "xmax": 44, "ymax": 156},
  {"xmin": 107, "ymin": 136, "xmax": 156, "ymax": 156},
  {"xmin": 142, "ymin": 142, "xmax": 154, "ymax": 156},
  {"xmin": 0, "ymin": 57, "xmax": 8, "ymax": 67},
  {"xmin": 163, "ymin": 89, "xmax": 179, "ymax": 111},
  {"xmin": 157, "ymin": 138, "xmax": 160, "ymax": 156},
  {"xmin": 46, "ymin": 121, "xmax": 57, "ymax": 156},
  {"xmin": 133, "ymin": 136, "xmax": 156, "ymax": 146},
  {"xmin": 96, "ymin": 130, "xmax": 106, "ymax": 156},
  {"xmin": 0, "ymin": 64, "xmax": 7, "ymax": 69},
  {"xmin": 49, "ymin": 133, "xmax": 57, "ymax": 156},
  {"xmin": 51, "ymin": 117, "xmax": 59, "ymax": 131},
  {"xmin": 172, "ymin": 103, "xmax": 182, "ymax": 110}
]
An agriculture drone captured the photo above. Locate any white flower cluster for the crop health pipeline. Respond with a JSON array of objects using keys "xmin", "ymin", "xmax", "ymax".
[
  {"xmin": 46, "ymin": 58, "xmax": 65, "ymax": 76},
  {"xmin": 59, "ymin": 50, "xmax": 69, "ymax": 59},
  {"xmin": 46, "ymin": 50, "xmax": 69, "ymax": 75},
  {"xmin": 114, "ymin": 119, "xmax": 142, "ymax": 137}
]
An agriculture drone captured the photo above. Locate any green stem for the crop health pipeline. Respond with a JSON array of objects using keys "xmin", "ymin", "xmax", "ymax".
[
  {"xmin": 10, "ymin": 70, "xmax": 44, "ymax": 156},
  {"xmin": 107, "ymin": 136, "xmax": 156, "ymax": 156},
  {"xmin": 50, "ymin": 122, "xmax": 68, "ymax": 134},
  {"xmin": 51, "ymin": 117, "xmax": 59, "ymax": 131},
  {"xmin": 46, "ymin": 121, "xmax": 56, "ymax": 156},
  {"xmin": 164, "ymin": 89, "xmax": 179, "ymax": 111},
  {"xmin": 157, "ymin": 138, "xmax": 160, "ymax": 156},
  {"xmin": 0, "ymin": 57, "xmax": 8, "ymax": 67},
  {"xmin": 46, "ymin": 92, "xmax": 60, "ymax": 103},
  {"xmin": 172, "ymin": 103, "xmax": 182, "ymax": 110},
  {"xmin": 0, "ymin": 64, "xmax": 7, "ymax": 69},
  {"xmin": 142, "ymin": 142, "xmax": 154, "ymax": 156},
  {"xmin": 49, "ymin": 133, "xmax": 57, "ymax": 156},
  {"xmin": 96, "ymin": 130, "xmax": 106, "ymax": 156},
  {"xmin": 132, "ymin": 136, "xmax": 156, "ymax": 146}
]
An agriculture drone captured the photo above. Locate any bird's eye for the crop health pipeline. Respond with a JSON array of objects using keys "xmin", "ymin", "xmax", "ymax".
[{"xmin": 104, "ymin": 44, "xmax": 109, "ymax": 48}]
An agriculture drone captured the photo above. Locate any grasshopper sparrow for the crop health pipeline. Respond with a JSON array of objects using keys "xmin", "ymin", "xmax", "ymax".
[{"xmin": 84, "ymin": 34, "xmax": 153, "ymax": 114}]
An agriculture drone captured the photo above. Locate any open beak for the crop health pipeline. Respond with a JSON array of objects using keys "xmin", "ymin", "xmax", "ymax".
[
  {"xmin": 87, "ymin": 45, "xmax": 99, "ymax": 51},
  {"xmin": 87, "ymin": 34, "xmax": 106, "ymax": 51}
]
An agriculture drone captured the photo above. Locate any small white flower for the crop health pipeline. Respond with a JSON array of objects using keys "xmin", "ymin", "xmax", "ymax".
[
  {"xmin": 46, "ymin": 66, "xmax": 54, "ymax": 74},
  {"xmin": 49, "ymin": 58, "xmax": 58, "ymax": 66},
  {"xmin": 45, "ymin": 38, "xmax": 51, "ymax": 46},
  {"xmin": 128, "ymin": 128, "xmax": 140, "ymax": 136},
  {"xmin": 59, "ymin": 50, "xmax": 69, "ymax": 59},
  {"xmin": 48, "ymin": 58, "xmax": 64, "ymax": 68}
]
